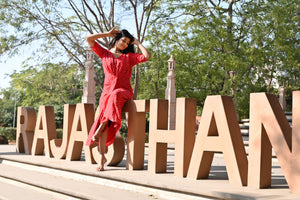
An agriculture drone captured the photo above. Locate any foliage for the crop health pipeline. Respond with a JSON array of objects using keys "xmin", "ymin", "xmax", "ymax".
[
  {"xmin": 0, "ymin": 88, "xmax": 18, "ymax": 127},
  {"xmin": 0, "ymin": 0, "xmax": 299, "ymax": 124},
  {"xmin": 140, "ymin": 0, "xmax": 299, "ymax": 119},
  {"xmin": 11, "ymin": 62, "xmax": 83, "ymax": 106},
  {"xmin": 0, "ymin": 0, "xmax": 157, "ymax": 99},
  {"xmin": 119, "ymin": 121, "xmax": 128, "ymax": 140},
  {"xmin": 0, "ymin": 127, "xmax": 62, "ymax": 142},
  {"xmin": 0, "ymin": 127, "xmax": 16, "ymax": 141},
  {"xmin": 4, "ymin": 62, "xmax": 84, "ymax": 127},
  {"xmin": 138, "ymin": 23, "xmax": 169, "ymax": 99}
]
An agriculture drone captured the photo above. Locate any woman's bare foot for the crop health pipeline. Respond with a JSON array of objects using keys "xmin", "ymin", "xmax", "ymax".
[{"xmin": 96, "ymin": 155, "xmax": 107, "ymax": 171}]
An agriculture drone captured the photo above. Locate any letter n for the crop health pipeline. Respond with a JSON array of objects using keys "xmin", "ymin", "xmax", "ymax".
[
  {"xmin": 31, "ymin": 106, "xmax": 57, "ymax": 157},
  {"xmin": 187, "ymin": 95, "xmax": 248, "ymax": 186},
  {"xmin": 148, "ymin": 98, "xmax": 196, "ymax": 177},
  {"xmin": 248, "ymin": 92, "xmax": 300, "ymax": 194},
  {"xmin": 16, "ymin": 107, "xmax": 36, "ymax": 154},
  {"xmin": 66, "ymin": 103, "xmax": 95, "ymax": 164}
]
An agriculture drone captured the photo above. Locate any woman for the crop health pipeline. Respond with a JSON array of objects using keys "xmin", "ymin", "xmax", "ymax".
[{"xmin": 85, "ymin": 27, "xmax": 151, "ymax": 171}]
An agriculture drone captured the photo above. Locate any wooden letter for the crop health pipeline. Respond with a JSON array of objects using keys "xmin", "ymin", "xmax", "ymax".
[
  {"xmin": 248, "ymin": 92, "xmax": 300, "ymax": 194},
  {"xmin": 16, "ymin": 107, "xmax": 36, "ymax": 154},
  {"xmin": 31, "ymin": 106, "xmax": 57, "ymax": 157},
  {"xmin": 92, "ymin": 131, "xmax": 125, "ymax": 166},
  {"xmin": 187, "ymin": 95, "xmax": 248, "ymax": 186},
  {"xmin": 123, "ymin": 100, "xmax": 149, "ymax": 170},
  {"xmin": 50, "ymin": 104, "xmax": 76, "ymax": 159},
  {"xmin": 92, "ymin": 100, "xmax": 149, "ymax": 169},
  {"xmin": 91, "ymin": 105, "xmax": 125, "ymax": 166},
  {"xmin": 148, "ymin": 98, "xmax": 196, "ymax": 177},
  {"xmin": 66, "ymin": 103, "xmax": 95, "ymax": 164}
]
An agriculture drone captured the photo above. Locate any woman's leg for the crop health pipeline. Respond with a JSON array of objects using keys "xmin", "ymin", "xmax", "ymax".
[
  {"xmin": 96, "ymin": 126, "xmax": 108, "ymax": 171},
  {"xmin": 92, "ymin": 121, "xmax": 108, "ymax": 142}
]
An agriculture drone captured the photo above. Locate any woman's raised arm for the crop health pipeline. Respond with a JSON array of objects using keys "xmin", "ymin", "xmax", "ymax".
[
  {"xmin": 132, "ymin": 39, "xmax": 151, "ymax": 60},
  {"xmin": 86, "ymin": 26, "xmax": 120, "ymax": 48}
]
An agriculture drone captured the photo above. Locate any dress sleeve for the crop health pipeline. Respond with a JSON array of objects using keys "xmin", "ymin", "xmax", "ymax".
[
  {"xmin": 130, "ymin": 53, "xmax": 148, "ymax": 67},
  {"xmin": 91, "ymin": 42, "xmax": 108, "ymax": 59}
]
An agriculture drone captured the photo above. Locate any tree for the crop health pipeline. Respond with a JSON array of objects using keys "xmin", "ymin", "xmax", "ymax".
[
  {"xmin": 0, "ymin": 88, "xmax": 17, "ymax": 127},
  {"xmin": 247, "ymin": 0, "xmax": 300, "ymax": 89},
  {"xmin": 0, "ymin": 0, "xmax": 157, "ymax": 99},
  {"xmin": 8, "ymin": 61, "xmax": 84, "ymax": 127},
  {"xmin": 140, "ymin": 0, "xmax": 299, "ymax": 118},
  {"xmin": 138, "ymin": 21, "xmax": 169, "ymax": 100}
]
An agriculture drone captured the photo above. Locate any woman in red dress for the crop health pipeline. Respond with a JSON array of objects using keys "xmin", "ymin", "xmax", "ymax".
[{"xmin": 85, "ymin": 27, "xmax": 151, "ymax": 171}]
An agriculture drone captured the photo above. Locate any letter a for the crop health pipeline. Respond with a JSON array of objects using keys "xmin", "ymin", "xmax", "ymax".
[
  {"xmin": 50, "ymin": 104, "xmax": 76, "ymax": 159},
  {"xmin": 187, "ymin": 95, "xmax": 248, "ymax": 186},
  {"xmin": 31, "ymin": 106, "xmax": 57, "ymax": 157},
  {"xmin": 66, "ymin": 103, "xmax": 95, "ymax": 164}
]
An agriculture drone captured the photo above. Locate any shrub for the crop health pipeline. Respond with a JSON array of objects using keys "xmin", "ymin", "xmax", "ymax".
[
  {"xmin": 0, "ymin": 127, "xmax": 16, "ymax": 141},
  {"xmin": 0, "ymin": 127, "xmax": 63, "ymax": 142}
]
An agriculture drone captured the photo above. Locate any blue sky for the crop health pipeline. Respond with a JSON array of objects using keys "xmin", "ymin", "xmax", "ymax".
[
  {"xmin": 0, "ymin": 53, "xmax": 26, "ymax": 89},
  {"xmin": 0, "ymin": 20, "xmax": 136, "ymax": 90},
  {"xmin": 0, "ymin": 0, "xmax": 149, "ymax": 90}
]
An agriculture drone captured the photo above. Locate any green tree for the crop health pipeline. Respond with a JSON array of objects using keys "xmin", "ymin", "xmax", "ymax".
[
  {"xmin": 139, "ymin": 22, "xmax": 169, "ymax": 100},
  {"xmin": 248, "ymin": 0, "xmax": 300, "ymax": 89},
  {"xmin": 141, "ymin": 0, "xmax": 299, "ymax": 118},
  {"xmin": 0, "ymin": 88, "xmax": 18, "ymax": 127},
  {"xmin": 0, "ymin": 0, "xmax": 157, "ymax": 99},
  {"xmin": 7, "ymin": 62, "xmax": 84, "ymax": 127}
]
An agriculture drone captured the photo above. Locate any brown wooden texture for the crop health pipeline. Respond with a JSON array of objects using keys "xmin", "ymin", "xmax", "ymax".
[
  {"xmin": 16, "ymin": 107, "xmax": 36, "ymax": 154},
  {"xmin": 187, "ymin": 95, "xmax": 248, "ymax": 186},
  {"xmin": 50, "ymin": 104, "xmax": 76, "ymax": 159}
]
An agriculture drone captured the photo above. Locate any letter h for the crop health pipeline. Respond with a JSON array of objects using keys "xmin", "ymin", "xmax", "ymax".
[{"xmin": 148, "ymin": 98, "xmax": 196, "ymax": 177}]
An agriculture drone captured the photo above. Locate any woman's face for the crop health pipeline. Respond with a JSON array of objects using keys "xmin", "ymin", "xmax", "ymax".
[{"xmin": 116, "ymin": 37, "xmax": 131, "ymax": 50}]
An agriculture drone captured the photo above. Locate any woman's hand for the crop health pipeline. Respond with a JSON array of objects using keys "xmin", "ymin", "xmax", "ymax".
[
  {"xmin": 108, "ymin": 26, "xmax": 120, "ymax": 37},
  {"xmin": 132, "ymin": 38, "xmax": 151, "ymax": 60},
  {"xmin": 86, "ymin": 26, "xmax": 120, "ymax": 47},
  {"xmin": 132, "ymin": 38, "xmax": 140, "ymax": 45}
]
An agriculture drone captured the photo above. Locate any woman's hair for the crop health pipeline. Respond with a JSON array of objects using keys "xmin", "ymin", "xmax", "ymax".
[{"xmin": 109, "ymin": 29, "xmax": 135, "ymax": 54}]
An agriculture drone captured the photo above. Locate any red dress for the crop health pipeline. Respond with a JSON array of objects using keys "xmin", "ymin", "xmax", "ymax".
[{"xmin": 86, "ymin": 42, "xmax": 148, "ymax": 147}]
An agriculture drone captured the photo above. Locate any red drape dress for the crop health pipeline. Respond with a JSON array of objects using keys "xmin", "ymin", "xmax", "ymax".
[{"xmin": 86, "ymin": 42, "xmax": 148, "ymax": 147}]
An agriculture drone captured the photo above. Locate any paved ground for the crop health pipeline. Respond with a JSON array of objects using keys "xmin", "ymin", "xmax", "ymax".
[{"xmin": 0, "ymin": 144, "xmax": 299, "ymax": 200}]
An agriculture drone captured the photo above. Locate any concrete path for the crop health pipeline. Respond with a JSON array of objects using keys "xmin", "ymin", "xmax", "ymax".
[{"xmin": 0, "ymin": 144, "xmax": 299, "ymax": 200}]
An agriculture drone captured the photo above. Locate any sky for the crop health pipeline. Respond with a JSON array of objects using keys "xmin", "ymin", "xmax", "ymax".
[
  {"xmin": 0, "ymin": 53, "xmax": 27, "ymax": 89},
  {"xmin": 0, "ymin": 0, "xmax": 143, "ymax": 90},
  {"xmin": 1, "ymin": 0, "xmax": 158, "ymax": 92},
  {"xmin": 0, "ymin": 18, "xmax": 136, "ymax": 90}
]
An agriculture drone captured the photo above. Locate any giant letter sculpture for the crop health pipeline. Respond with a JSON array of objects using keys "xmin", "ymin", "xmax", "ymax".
[
  {"xmin": 248, "ymin": 92, "xmax": 300, "ymax": 194},
  {"xmin": 16, "ymin": 107, "xmax": 36, "ymax": 154},
  {"xmin": 187, "ymin": 95, "xmax": 248, "ymax": 186},
  {"xmin": 66, "ymin": 103, "xmax": 95, "ymax": 163},
  {"xmin": 91, "ymin": 105, "xmax": 125, "ymax": 167},
  {"xmin": 148, "ymin": 98, "xmax": 196, "ymax": 177},
  {"xmin": 31, "ymin": 106, "xmax": 57, "ymax": 157},
  {"xmin": 92, "ymin": 100, "xmax": 149, "ymax": 169},
  {"xmin": 50, "ymin": 104, "xmax": 76, "ymax": 159},
  {"xmin": 123, "ymin": 100, "xmax": 149, "ymax": 170}
]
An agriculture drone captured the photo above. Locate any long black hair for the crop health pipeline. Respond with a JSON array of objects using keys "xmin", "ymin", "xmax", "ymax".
[{"xmin": 108, "ymin": 29, "xmax": 135, "ymax": 54}]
